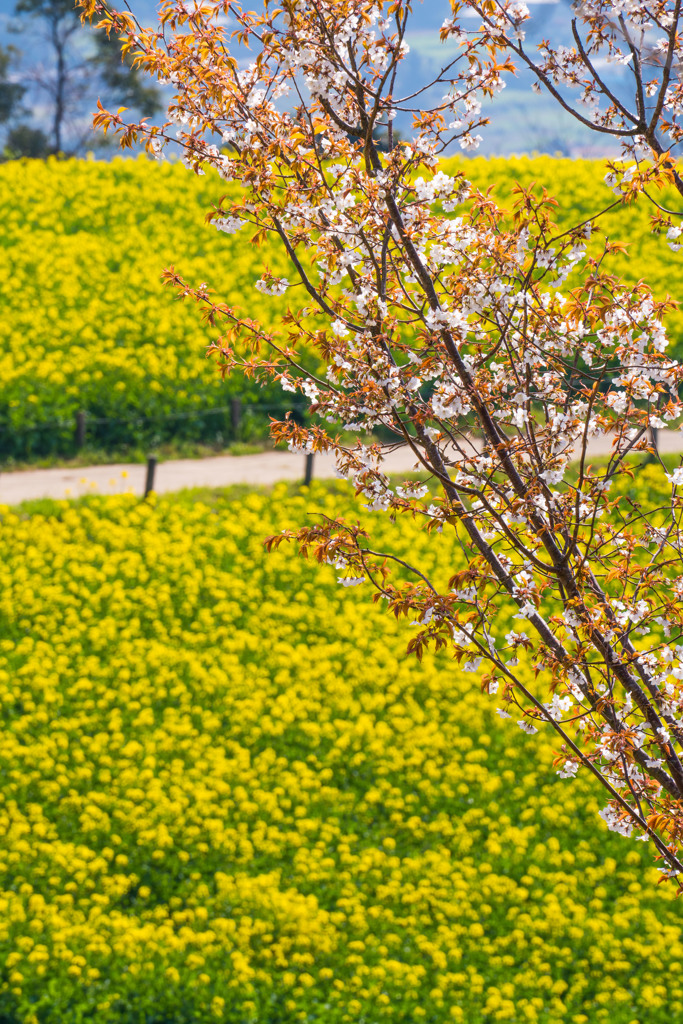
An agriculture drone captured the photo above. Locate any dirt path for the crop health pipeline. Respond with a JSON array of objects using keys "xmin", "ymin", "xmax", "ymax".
[
  {"xmin": 1, "ymin": 430, "xmax": 682, "ymax": 505},
  {"xmin": 0, "ymin": 448, "xmax": 422, "ymax": 505}
]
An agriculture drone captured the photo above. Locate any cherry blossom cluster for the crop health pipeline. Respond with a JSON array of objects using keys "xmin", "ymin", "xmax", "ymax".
[
  {"xmin": 80, "ymin": 0, "xmax": 683, "ymax": 880},
  {"xmin": 464, "ymin": 1, "xmax": 683, "ymax": 213}
]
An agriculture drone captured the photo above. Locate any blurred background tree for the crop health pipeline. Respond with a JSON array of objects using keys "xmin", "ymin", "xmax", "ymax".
[
  {"xmin": 2, "ymin": 0, "xmax": 161, "ymax": 157},
  {"xmin": 0, "ymin": 43, "xmax": 24, "ymax": 123},
  {"xmin": 14, "ymin": 0, "xmax": 81, "ymax": 153}
]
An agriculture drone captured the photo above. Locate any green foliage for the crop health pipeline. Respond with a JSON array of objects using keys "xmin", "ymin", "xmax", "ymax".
[
  {"xmin": 13, "ymin": 0, "xmax": 75, "ymax": 20},
  {"xmin": 3, "ymin": 126, "xmax": 50, "ymax": 160}
]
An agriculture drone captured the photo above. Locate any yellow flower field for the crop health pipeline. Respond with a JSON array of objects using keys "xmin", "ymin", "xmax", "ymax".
[
  {"xmin": 0, "ymin": 481, "xmax": 681, "ymax": 1023},
  {"xmin": 0, "ymin": 157, "xmax": 293, "ymax": 459},
  {"xmin": 1, "ymin": 154, "xmax": 682, "ymax": 459}
]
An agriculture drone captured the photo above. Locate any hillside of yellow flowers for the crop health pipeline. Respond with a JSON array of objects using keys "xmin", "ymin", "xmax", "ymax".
[
  {"xmin": 0, "ymin": 157, "xmax": 293, "ymax": 461},
  {"xmin": 0, "ymin": 478, "xmax": 681, "ymax": 1023},
  {"xmin": 2, "ymin": 154, "xmax": 682, "ymax": 461}
]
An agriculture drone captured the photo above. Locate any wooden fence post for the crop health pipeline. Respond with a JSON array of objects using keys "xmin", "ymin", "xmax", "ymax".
[{"xmin": 144, "ymin": 456, "xmax": 157, "ymax": 497}]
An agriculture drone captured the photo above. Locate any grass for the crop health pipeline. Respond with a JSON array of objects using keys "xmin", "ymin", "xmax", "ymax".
[{"xmin": 0, "ymin": 438, "xmax": 272, "ymax": 472}]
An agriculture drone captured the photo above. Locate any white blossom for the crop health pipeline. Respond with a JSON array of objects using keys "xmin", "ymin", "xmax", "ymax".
[
  {"xmin": 518, "ymin": 720, "xmax": 538, "ymax": 735},
  {"xmin": 557, "ymin": 760, "xmax": 579, "ymax": 779}
]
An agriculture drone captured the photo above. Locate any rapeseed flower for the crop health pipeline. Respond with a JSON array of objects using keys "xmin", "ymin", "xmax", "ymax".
[{"xmin": 0, "ymin": 482, "xmax": 680, "ymax": 1021}]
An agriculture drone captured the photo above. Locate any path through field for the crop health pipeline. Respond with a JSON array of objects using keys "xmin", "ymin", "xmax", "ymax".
[{"xmin": 2, "ymin": 430, "xmax": 683, "ymax": 504}]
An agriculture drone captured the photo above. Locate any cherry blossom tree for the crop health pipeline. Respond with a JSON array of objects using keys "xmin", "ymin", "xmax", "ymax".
[
  {"xmin": 78, "ymin": 0, "xmax": 683, "ymax": 882},
  {"xmin": 467, "ymin": 1, "xmax": 683, "ymax": 235}
]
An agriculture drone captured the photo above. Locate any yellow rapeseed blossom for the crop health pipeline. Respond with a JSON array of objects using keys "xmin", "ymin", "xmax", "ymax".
[
  {"xmin": 1, "ymin": 156, "xmax": 682, "ymax": 457},
  {"xmin": 0, "ymin": 156, "xmax": 292, "ymax": 456},
  {"xmin": 0, "ymin": 482, "xmax": 680, "ymax": 1022}
]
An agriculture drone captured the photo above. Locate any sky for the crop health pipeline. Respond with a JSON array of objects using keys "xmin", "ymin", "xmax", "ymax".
[{"xmin": 0, "ymin": 0, "xmax": 626, "ymax": 158}]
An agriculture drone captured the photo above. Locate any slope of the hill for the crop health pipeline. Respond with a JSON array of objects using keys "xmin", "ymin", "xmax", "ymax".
[
  {"xmin": 0, "ymin": 482, "xmax": 681, "ymax": 1022},
  {"xmin": 1, "ymin": 154, "xmax": 680, "ymax": 460},
  {"xmin": 0, "ymin": 155, "xmax": 297, "ymax": 459}
]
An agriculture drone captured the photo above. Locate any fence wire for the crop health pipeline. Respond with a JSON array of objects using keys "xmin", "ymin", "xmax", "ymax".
[{"xmin": 0, "ymin": 398, "xmax": 309, "ymax": 462}]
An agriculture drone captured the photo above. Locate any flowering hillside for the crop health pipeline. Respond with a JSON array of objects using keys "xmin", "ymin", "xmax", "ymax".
[
  {"xmin": 0, "ymin": 481, "xmax": 681, "ymax": 1022},
  {"xmin": 0, "ymin": 157, "xmax": 292, "ymax": 459},
  {"xmin": 1, "ymin": 154, "xmax": 681, "ymax": 459}
]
